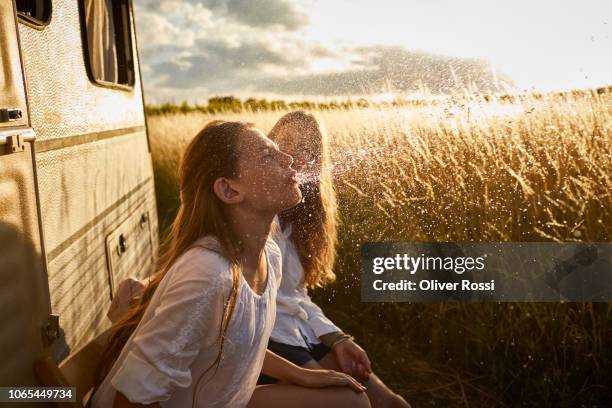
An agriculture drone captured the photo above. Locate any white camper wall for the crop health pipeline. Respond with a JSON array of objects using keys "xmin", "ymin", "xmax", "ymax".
[
  {"xmin": 0, "ymin": 0, "xmax": 51, "ymax": 389},
  {"xmin": 17, "ymin": 0, "xmax": 158, "ymax": 356}
]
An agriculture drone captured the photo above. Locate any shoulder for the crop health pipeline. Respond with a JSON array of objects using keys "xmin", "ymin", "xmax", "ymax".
[
  {"xmin": 165, "ymin": 236, "xmax": 233, "ymax": 287},
  {"xmin": 270, "ymin": 217, "xmax": 294, "ymax": 255}
]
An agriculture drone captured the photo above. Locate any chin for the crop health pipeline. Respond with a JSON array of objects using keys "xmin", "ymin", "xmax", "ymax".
[
  {"xmin": 292, "ymin": 190, "xmax": 303, "ymax": 206},
  {"xmin": 281, "ymin": 189, "xmax": 302, "ymax": 211}
]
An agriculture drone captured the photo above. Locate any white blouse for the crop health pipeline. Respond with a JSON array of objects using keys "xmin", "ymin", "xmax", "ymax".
[
  {"xmin": 92, "ymin": 235, "xmax": 282, "ymax": 408},
  {"xmin": 270, "ymin": 223, "xmax": 341, "ymax": 348}
]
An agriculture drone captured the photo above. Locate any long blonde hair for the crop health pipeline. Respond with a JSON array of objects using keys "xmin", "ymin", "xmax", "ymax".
[
  {"xmin": 268, "ymin": 111, "xmax": 337, "ymax": 288},
  {"xmin": 95, "ymin": 120, "xmax": 253, "ymax": 394}
]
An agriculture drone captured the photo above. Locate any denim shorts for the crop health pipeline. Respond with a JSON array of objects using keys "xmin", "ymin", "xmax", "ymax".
[{"xmin": 257, "ymin": 339, "xmax": 332, "ymax": 384}]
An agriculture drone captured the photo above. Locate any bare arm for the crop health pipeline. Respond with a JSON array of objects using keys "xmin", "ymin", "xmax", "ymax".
[
  {"xmin": 261, "ymin": 349, "xmax": 366, "ymax": 392},
  {"xmin": 261, "ymin": 349, "xmax": 303, "ymax": 383},
  {"xmin": 113, "ymin": 391, "xmax": 161, "ymax": 408}
]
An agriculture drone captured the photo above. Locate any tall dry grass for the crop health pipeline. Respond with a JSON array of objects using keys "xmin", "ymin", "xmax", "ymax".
[{"xmin": 148, "ymin": 91, "xmax": 612, "ymax": 407}]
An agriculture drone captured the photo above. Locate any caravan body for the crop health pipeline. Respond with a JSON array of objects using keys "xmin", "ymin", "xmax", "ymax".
[{"xmin": 0, "ymin": 0, "xmax": 158, "ymax": 386}]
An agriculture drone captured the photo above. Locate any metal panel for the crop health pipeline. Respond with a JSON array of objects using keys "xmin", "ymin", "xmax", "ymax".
[
  {"xmin": 47, "ymin": 178, "xmax": 157, "ymax": 356},
  {"xmin": 106, "ymin": 204, "xmax": 154, "ymax": 296},
  {"xmin": 35, "ymin": 130, "xmax": 154, "ymax": 256},
  {"xmin": 0, "ymin": 0, "xmax": 28, "ymax": 128},
  {"xmin": 0, "ymin": 143, "xmax": 51, "ymax": 387},
  {"xmin": 0, "ymin": 1, "xmax": 49, "ymax": 390},
  {"xmin": 37, "ymin": 130, "xmax": 158, "ymax": 355},
  {"xmin": 17, "ymin": 0, "xmax": 146, "ymax": 142}
]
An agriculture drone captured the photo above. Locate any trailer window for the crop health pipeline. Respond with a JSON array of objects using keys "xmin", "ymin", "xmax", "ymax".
[
  {"xmin": 16, "ymin": 0, "xmax": 52, "ymax": 27},
  {"xmin": 82, "ymin": 0, "xmax": 135, "ymax": 88}
]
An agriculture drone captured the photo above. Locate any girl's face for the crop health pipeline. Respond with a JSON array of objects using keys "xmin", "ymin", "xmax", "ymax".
[
  {"xmin": 233, "ymin": 128, "xmax": 302, "ymax": 213},
  {"xmin": 276, "ymin": 128, "xmax": 321, "ymax": 177}
]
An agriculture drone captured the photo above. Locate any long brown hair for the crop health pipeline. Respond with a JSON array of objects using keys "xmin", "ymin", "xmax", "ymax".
[
  {"xmin": 95, "ymin": 120, "xmax": 253, "ymax": 394},
  {"xmin": 268, "ymin": 111, "xmax": 337, "ymax": 288}
]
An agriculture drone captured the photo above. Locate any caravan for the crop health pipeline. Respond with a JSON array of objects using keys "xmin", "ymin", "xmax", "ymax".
[{"xmin": 0, "ymin": 0, "xmax": 158, "ymax": 388}]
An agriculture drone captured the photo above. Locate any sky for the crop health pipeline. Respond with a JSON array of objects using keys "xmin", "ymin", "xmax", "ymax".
[{"xmin": 132, "ymin": 0, "xmax": 612, "ymax": 103}]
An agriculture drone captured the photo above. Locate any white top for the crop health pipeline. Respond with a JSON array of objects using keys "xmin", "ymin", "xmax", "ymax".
[
  {"xmin": 92, "ymin": 236, "xmax": 282, "ymax": 408},
  {"xmin": 270, "ymin": 222, "xmax": 341, "ymax": 348}
]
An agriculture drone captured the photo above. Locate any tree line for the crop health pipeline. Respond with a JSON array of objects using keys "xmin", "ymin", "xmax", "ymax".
[
  {"xmin": 145, "ymin": 96, "xmax": 427, "ymax": 115},
  {"xmin": 145, "ymin": 86, "xmax": 612, "ymax": 116}
]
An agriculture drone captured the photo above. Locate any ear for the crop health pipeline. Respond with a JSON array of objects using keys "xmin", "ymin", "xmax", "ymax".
[{"xmin": 213, "ymin": 177, "xmax": 244, "ymax": 204}]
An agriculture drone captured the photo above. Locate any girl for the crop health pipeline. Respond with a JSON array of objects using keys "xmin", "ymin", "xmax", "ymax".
[
  {"xmin": 92, "ymin": 121, "xmax": 369, "ymax": 408},
  {"xmin": 260, "ymin": 111, "xmax": 411, "ymax": 408}
]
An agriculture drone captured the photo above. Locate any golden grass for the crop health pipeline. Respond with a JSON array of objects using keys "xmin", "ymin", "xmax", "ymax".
[{"xmin": 148, "ymin": 91, "xmax": 612, "ymax": 407}]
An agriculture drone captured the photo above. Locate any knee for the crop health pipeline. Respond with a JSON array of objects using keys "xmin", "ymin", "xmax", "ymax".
[
  {"xmin": 387, "ymin": 393, "xmax": 411, "ymax": 408},
  {"xmin": 347, "ymin": 390, "xmax": 372, "ymax": 408},
  {"xmin": 333, "ymin": 388, "xmax": 371, "ymax": 408}
]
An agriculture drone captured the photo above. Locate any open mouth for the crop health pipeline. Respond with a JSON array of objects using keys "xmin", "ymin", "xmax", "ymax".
[{"xmin": 287, "ymin": 170, "xmax": 299, "ymax": 185}]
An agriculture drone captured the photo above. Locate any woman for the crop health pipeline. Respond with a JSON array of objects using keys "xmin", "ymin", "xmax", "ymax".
[
  {"xmin": 92, "ymin": 121, "xmax": 369, "ymax": 408},
  {"xmin": 259, "ymin": 111, "xmax": 411, "ymax": 408}
]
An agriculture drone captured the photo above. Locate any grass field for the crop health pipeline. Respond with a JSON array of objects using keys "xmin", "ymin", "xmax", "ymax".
[{"xmin": 148, "ymin": 91, "xmax": 612, "ymax": 407}]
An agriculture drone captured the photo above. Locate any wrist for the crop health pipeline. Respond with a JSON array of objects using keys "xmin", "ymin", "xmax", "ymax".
[
  {"xmin": 284, "ymin": 364, "xmax": 309, "ymax": 385},
  {"xmin": 330, "ymin": 334, "xmax": 354, "ymax": 349},
  {"xmin": 320, "ymin": 331, "xmax": 344, "ymax": 348},
  {"xmin": 321, "ymin": 331, "xmax": 355, "ymax": 349},
  {"xmin": 263, "ymin": 349, "xmax": 310, "ymax": 385}
]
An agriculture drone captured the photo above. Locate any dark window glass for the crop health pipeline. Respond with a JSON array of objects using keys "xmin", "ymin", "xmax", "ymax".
[
  {"xmin": 82, "ymin": 0, "xmax": 134, "ymax": 87},
  {"xmin": 16, "ymin": 0, "xmax": 52, "ymax": 26}
]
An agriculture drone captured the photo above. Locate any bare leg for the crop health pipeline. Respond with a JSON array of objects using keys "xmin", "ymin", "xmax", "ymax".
[
  {"xmin": 306, "ymin": 354, "xmax": 411, "ymax": 408},
  {"xmin": 247, "ymin": 384, "xmax": 371, "ymax": 408}
]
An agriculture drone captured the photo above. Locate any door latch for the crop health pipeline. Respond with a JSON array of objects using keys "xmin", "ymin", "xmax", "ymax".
[
  {"xmin": 43, "ymin": 314, "xmax": 60, "ymax": 346},
  {"xmin": 4, "ymin": 134, "xmax": 25, "ymax": 153}
]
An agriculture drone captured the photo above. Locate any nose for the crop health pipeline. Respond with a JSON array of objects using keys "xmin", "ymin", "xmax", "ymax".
[{"xmin": 280, "ymin": 150, "xmax": 294, "ymax": 167}]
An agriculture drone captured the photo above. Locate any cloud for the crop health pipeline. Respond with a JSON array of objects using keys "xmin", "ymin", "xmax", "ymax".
[
  {"xmin": 146, "ymin": 44, "xmax": 513, "ymax": 100},
  {"xmin": 133, "ymin": 1, "xmax": 513, "ymax": 102},
  {"xmin": 135, "ymin": 10, "xmax": 197, "ymax": 48},
  {"xmin": 202, "ymin": 0, "xmax": 308, "ymax": 30},
  {"xmin": 149, "ymin": 37, "xmax": 309, "ymax": 93},
  {"xmin": 252, "ymin": 46, "xmax": 514, "ymax": 96}
]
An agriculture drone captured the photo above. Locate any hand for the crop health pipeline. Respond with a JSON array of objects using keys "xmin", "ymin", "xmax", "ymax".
[
  {"xmin": 332, "ymin": 339, "xmax": 372, "ymax": 381},
  {"xmin": 107, "ymin": 277, "xmax": 146, "ymax": 323},
  {"xmin": 295, "ymin": 368, "xmax": 367, "ymax": 393}
]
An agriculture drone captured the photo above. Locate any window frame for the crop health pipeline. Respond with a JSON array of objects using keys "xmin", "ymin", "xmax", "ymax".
[
  {"xmin": 16, "ymin": 0, "xmax": 53, "ymax": 30},
  {"xmin": 78, "ymin": 0, "xmax": 136, "ymax": 91}
]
